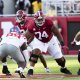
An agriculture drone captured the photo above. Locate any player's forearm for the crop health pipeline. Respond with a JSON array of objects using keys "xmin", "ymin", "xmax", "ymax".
[
  {"xmin": 52, "ymin": 26, "xmax": 64, "ymax": 43},
  {"xmin": 57, "ymin": 33, "xmax": 64, "ymax": 46},
  {"xmin": 27, "ymin": 37, "xmax": 34, "ymax": 44},
  {"xmin": 74, "ymin": 31, "xmax": 80, "ymax": 41}
]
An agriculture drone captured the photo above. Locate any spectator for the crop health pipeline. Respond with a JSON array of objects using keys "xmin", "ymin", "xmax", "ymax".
[
  {"xmin": 28, "ymin": 0, "xmax": 34, "ymax": 14},
  {"xmin": 63, "ymin": 1, "xmax": 75, "ymax": 16},
  {"xmin": 76, "ymin": 1, "xmax": 80, "ymax": 13},
  {"xmin": 24, "ymin": 0, "xmax": 31, "ymax": 14},
  {"xmin": 46, "ymin": 5, "xmax": 57, "ymax": 16},
  {"xmin": 37, "ymin": 0, "xmax": 42, "ymax": 11},
  {"xmin": 0, "ymin": 0, "xmax": 4, "ymax": 14},
  {"xmin": 15, "ymin": 0, "xmax": 31, "ymax": 14},
  {"xmin": 32, "ymin": 0, "xmax": 42, "ymax": 13}
]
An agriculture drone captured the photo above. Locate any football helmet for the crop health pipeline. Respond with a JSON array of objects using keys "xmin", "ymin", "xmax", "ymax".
[
  {"xmin": 16, "ymin": 10, "xmax": 26, "ymax": 24},
  {"xmin": 34, "ymin": 11, "xmax": 45, "ymax": 27},
  {"xmin": 10, "ymin": 27, "xmax": 21, "ymax": 34}
]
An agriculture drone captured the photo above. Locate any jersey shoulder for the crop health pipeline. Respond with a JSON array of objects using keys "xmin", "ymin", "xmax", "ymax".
[{"xmin": 44, "ymin": 17, "xmax": 53, "ymax": 28}]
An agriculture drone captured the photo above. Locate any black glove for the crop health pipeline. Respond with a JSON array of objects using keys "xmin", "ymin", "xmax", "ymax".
[{"xmin": 60, "ymin": 41, "xmax": 64, "ymax": 46}]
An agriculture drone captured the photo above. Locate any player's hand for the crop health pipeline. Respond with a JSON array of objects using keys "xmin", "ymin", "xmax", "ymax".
[
  {"xmin": 60, "ymin": 41, "xmax": 69, "ymax": 54},
  {"xmin": 60, "ymin": 41, "xmax": 65, "ymax": 49},
  {"xmin": 61, "ymin": 45, "xmax": 69, "ymax": 54},
  {"xmin": 60, "ymin": 41, "xmax": 64, "ymax": 46},
  {"xmin": 61, "ymin": 45, "xmax": 68, "ymax": 49},
  {"xmin": 71, "ymin": 41, "xmax": 76, "ymax": 46}
]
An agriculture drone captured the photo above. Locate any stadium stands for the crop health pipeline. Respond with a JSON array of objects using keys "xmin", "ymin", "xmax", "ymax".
[{"xmin": 42, "ymin": 0, "xmax": 80, "ymax": 16}]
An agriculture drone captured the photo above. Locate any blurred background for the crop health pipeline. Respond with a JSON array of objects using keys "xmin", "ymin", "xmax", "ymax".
[{"xmin": 1, "ymin": 0, "xmax": 80, "ymax": 16}]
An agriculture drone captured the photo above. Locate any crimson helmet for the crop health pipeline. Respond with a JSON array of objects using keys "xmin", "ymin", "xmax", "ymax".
[
  {"xmin": 16, "ymin": 10, "xmax": 27, "ymax": 24},
  {"xmin": 34, "ymin": 11, "xmax": 45, "ymax": 27}
]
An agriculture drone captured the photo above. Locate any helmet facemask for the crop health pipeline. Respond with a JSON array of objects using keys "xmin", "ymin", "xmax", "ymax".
[
  {"xmin": 34, "ymin": 11, "xmax": 45, "ymax": 27},
  {"xmin": 16, "ymin": 10, "xmax": 26, "ymax": 26},
  {"xmin": 35, "ymin": 16, "xmax": 45, "ymax": 27}
]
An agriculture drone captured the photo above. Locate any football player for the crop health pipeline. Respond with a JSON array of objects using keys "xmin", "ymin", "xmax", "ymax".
[
  {"xmin": 1, "ymin": 10, "xmax": 28, "ymax": 75},
  {"xmin": 71, "ymin": 31, "xmax": 80, "ymax": 75},
  {"xmin": 25, "ymin": 11, "xmax": 72, "ymax": 75},
  {"xmin": 1, "ymin": 10, "xmax": 50, "ymax": 74},
  {"xmin": 1, "ymin": 10, "xmax": 49, "ymax": 75},
  {"xmin": 0, "ymin": 27, "xmax": 28, "ymax": 78},
  {"xmin": 15, "ymin": 10, "xmax": 50, "ymax": 72}
]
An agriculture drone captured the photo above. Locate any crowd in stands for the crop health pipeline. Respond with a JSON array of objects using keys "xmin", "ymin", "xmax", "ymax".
[
  {"xmin": 44, "ymin": 0, "xmax": 80, "ymax": 16},
  {"xmin": 0, "ymin": 0, "xmax": 4, "ymax": 14},
  {"xmin": 0, "ymin": 0, "xmax": 80, "ymax": 16},
  {"xmin": 0, "ymin": 0, "xmax": 42, "ymax": 15},
  {"xmin": 15, "ymin": 0, "xmax": 42, "ymax": 14}
]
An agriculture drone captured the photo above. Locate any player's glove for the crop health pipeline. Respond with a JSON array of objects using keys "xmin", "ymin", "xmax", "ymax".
[
  {"xmin": 60, "ymin": 41, "xmax": 64, "ymax": 46},
  {"xmin": 61, "ymin": 45, "xmax": 69, "ymax": 54},
  {"xmin": 60, "ymin": 41, "xmax": 65, "ymax": 49},
  {"xmin": 60, "ymin": 41, "xmax": 69, "ymax": 54}
]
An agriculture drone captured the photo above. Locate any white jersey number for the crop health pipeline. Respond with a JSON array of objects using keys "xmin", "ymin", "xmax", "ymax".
[{"xmin": 35, "ymin": 31, "xmax": 48, "ymax": 40}]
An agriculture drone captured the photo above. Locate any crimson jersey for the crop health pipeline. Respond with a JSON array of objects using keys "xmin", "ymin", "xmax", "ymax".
[
  {"xmin": 15, "ymin": 18, "xmax": 29, "ymax": 32},
  {"xmin": 27, "ymin": 18, "xmax": 54, "ymax": 43}
]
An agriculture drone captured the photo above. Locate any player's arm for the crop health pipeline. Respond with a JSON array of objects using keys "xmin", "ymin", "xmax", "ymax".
[
  {"xmin": 71, "ymin": 31, "xmax": 80, "ymax": 46},
  {"xmin": 20, "ymin": 42, "xmax": 28, "ymax": 51},
  {"xmin": 24, "ymin": 30, "xmax": 34, "ymax": 44},
  {"xmin": 57, "ymin": 26, "xmax": 62, "ymax": 33},
  {"xmin": 51, "ymin": 26, "xmax": 64, "ymax": 46},
  {"xmin": 74, "ymin": 31, "xmax": 80, "ymax": 42},
  {"xmin": 53, "ymin": 19, "xmax": 62, "ymax": 33}
]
